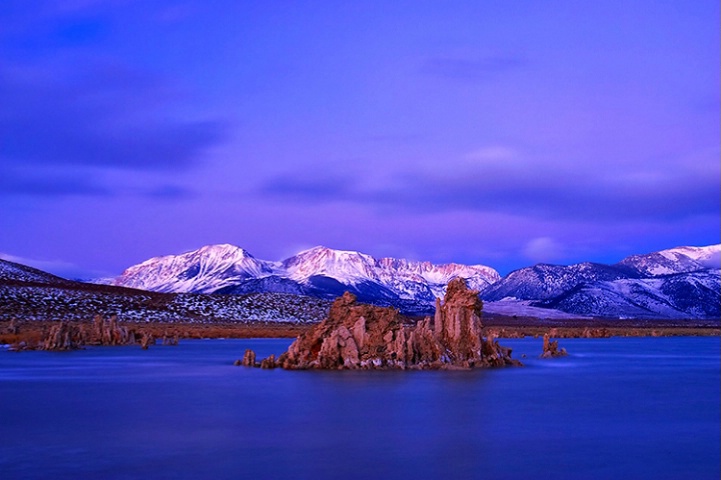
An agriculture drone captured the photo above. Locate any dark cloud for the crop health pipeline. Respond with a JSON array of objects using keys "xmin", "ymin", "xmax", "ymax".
[
  {"xmin": 258, "ymin": 160, "xmax": 720, "ymax": 224},
  {"xmin": 0, "ymin": 171, "xmax": 112, "ymax": 197},
  {"xmin": 259, "ymin": 174, "xmax": 355, "ymax": 202},
  {"xmin": 396, "ymin": 169, "xmax": 720, "ymax": 221},
  {"xmin": 420, "ymin": 55, "xmax": 526, "ymax": 81},
  {"xmin": 0, "ymin": 62, "xmax": 227, "ymax": 172},
  {"xmin": 0, "ymin": 170, "xmax": 200, "ymax": 201}
]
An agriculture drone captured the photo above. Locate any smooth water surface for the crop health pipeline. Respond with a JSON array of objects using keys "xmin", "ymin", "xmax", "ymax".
[{"xmin": 1, "ymin": 337, "xmax": 719, "ymax": 479}]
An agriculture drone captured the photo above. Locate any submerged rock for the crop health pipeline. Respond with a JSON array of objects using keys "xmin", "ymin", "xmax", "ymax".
[{"xmin": 242, "ymin": 278, "xmax": 521, "ymax": 370}]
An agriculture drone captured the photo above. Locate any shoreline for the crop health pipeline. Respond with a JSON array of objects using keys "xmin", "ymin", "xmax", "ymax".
[{"xmin": 1, "ymin": 318, "xmax": 718, "ymax": 348}]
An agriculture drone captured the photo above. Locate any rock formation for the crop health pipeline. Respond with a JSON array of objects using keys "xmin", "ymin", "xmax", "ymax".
[
  {"xmin": 260, "ymin": 354, "xmax": 277, "ymax": 369},
  {"xmin": 240, "ymin": 278, "xmax": 521, "ymax": 370},
  {"xmin": 240, "ymin": 348, "xmax": 257, "ymax": 366},
  {"xmin": 90, "ymin": 314, "xmax": 135, "ymax": 346},
  {"xmin": 42, "ymin": 322, "xmax": 84, "ymax": 351},
  {"xmin": 540, "ymin": 332, "xmax": 568, "ymax": 358},
  {"xmin": 37, "ymin": 315, "xmax": 147, "ymax": 351},
  {"xmin": 139, "ymin": 332, "xmax": 155, "ymax": 350}
]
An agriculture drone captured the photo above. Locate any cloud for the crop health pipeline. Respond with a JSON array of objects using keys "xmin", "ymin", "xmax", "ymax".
[
  {"xmin": 463, "ymin": 146, "xmax": 518, "ymax": 162},
  {"xmin": 0, "ymin": 169, "xmax": 199, "ymax": 200},
  {"xmin": 0, "ymin": 171, "xmax": 112, "ymax": 197},
  {"xmin": 0, "ymin": 61, "xmax": 227, "ymax": 172},
  {"xmin": 420, "ymin": 55, "xmax": 526, "ymax": 81},
  {"xmin": 259, "ymin": 173, "xmax": 357, "ymax": 203},
  {"xmin": 257, "ymin": 147, "xmax": 720, "ymax": 224},
  {"xmin": 522, "ymin": 237, "xmax": 565, "ymax": 263}
]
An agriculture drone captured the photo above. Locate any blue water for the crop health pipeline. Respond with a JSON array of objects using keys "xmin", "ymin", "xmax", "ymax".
[{"xmin": 1, "ymin": 337, "xmax": 718, "ymax": 480}]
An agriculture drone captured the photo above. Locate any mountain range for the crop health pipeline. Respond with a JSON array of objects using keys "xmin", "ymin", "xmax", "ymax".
[
  {"xmin": 100, "ymin": 243, "xmax": 720, "ymax": 319},
  {"xmin": 0, "ymin": 257, "xmax": 330, "ymax": 324},
  {"xmin": 104, "ymin": 245, "xmax": 498, "ymax": 315}
]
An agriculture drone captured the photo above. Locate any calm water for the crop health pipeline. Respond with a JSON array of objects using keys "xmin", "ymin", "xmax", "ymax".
[{"xmin": 1, "ymin": 337, "xmax": 718, "ymax": 480}]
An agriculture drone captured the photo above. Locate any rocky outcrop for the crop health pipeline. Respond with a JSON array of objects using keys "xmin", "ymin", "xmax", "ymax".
[
  {"xmin": 540, "ymin": 332, "xmax": 568, "ymax": 358},
  {"xmin": 37, "ymin": 315, "xmax": 147, "ymax": 351},
  {"xmin": 240, "ymin": 348, "xmax": 257, "ymax": 366},
  {"xmin": 90, "ymin": 314, "xmax": 135, "ymax": 346},
  {"xmin": 240, "ymin": 278, "xmax": 521, "ymax": 370},
  {"xmin": 276, "ymin": 290, "xmax": 409, "ymax": 369},
  {"xmin": 260, "ymin": 354, "xmax": 277, "ymax": 369}
]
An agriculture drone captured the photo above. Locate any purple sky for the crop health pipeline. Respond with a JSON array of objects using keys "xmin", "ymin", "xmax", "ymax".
[{"xmin": 1, "ymin": 1, "xmax": 719, "ymax": 279}]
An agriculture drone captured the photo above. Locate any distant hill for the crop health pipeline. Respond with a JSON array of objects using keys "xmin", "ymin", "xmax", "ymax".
[{"xmin": 0, "ymin": 258, "xmax": 329, "ymax": 324}]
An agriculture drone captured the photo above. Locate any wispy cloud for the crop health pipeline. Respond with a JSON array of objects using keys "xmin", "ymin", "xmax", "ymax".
[
  {"xmin": 522, "ymin": 237, "xmax": 565, "ymax": 264},
  {"xmin": 0, "ymin": 62, "xmax": 226, "ymax": 172},
  {"xmin": 0, "ymin": 171, "xmax": 112, "ymax": 197},
  {"xmin": 257, "ymin": 147, "xmax": 720, "ymax": 224},
  {"xmin": 259, "ymin": 173, "xmax": 357, "ymax": 203}
]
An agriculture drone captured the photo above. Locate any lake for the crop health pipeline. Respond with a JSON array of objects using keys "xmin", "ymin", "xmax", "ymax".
[{"xmin": 1, "ymin": 337, "xmax": 719, "ymax": 480}]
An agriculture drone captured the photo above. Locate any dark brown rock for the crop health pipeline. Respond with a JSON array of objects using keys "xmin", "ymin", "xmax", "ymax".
[
  {"xmin": 276, "ymin": 291, "xmax": 409, "ymax": 369},
  {"xmin": 260, "ymin": 354, "xmax": 277, "ymax": 369},
  {"xmin": 42, "ymin": 322, "xmax": 83, "ymax": 351},
  {"xmin": 540, "ymin": 332, "xmax": 568, "ymax": 358},
  {"xmin": 266, "ymin": 278, "xmax": 521, "ymax": 370},
  {"xmin": 140, "ymin": 332, "xmax": 155, "ymax": 350},
  {"xmin": 240, "ymin": 348, "xmax": 257, "ymax": 367}
]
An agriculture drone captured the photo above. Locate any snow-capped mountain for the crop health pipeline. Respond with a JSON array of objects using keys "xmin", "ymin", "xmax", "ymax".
[
  {"xmin": 618, "ymin": 245, "xmax": 720, "ymax": 276},
  {"xmin": 113, "ymin": 244, "xmax": 277, "ymax": 294},
  {"xmin": 482, "ymin": 245, "xmax": 720, "ymax": 319},
  {"xmin": 101, "ymin": 242, "xmax": 719, "ymax": 319},
  {"xmin": 283, "ymin": 246, "xmax": 499, "ymax": 301},
  {"xmin": 107, "ymin": 244, "xmax": 500, "ymax": 313}
]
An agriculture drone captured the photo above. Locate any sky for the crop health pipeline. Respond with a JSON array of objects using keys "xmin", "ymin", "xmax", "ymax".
[{"xmin": 0, "ymin": 0, "xmax": 719, "ymax": 279}]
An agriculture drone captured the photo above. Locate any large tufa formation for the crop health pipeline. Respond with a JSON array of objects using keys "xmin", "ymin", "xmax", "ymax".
[
  {"xmin": 243, "ymin": 278, "xmax": 521, "ymax": 370},
  {"xmin": 277, "ymin": 290, "xmax": 409, "ymax": 369}
]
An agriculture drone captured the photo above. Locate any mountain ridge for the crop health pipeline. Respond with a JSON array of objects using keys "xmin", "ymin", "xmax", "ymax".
[
  {"xmin": 109, "ymin": 244, "xmax": 500, "ymax": 314},
  {"xmin": 100, "ymin": 243, "xmax": 719, "ymax": 319}
]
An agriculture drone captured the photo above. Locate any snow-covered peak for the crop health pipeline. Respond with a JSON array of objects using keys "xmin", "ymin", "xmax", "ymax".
[
  {"xmin": 113, "ymin": 244, "xmax": 276, "ymax": 293},
  {"xmin": 135, "ymin": 244, "xmax": 253, "ymax": 268},
  {"xmin": 279, "ymin": 246, "xmax": 500, "ymax": 300},
  {"xmin": 659, "ymin": 245, "xmax": 720, "ymax": 269},
  {"xmin": 283, "ymin": 246, "xmax": 380, "ymax": 283},
  {"xmin": 107, "ymin": 243, "xmax": 501, "ymax": 302},
  {"xmin": 619, "ymin": 244, "xmax": 720, "ymax": 276},
  {"xmin": 375, "ymin": 257, "xmax": 500, "ymax": 294}
]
